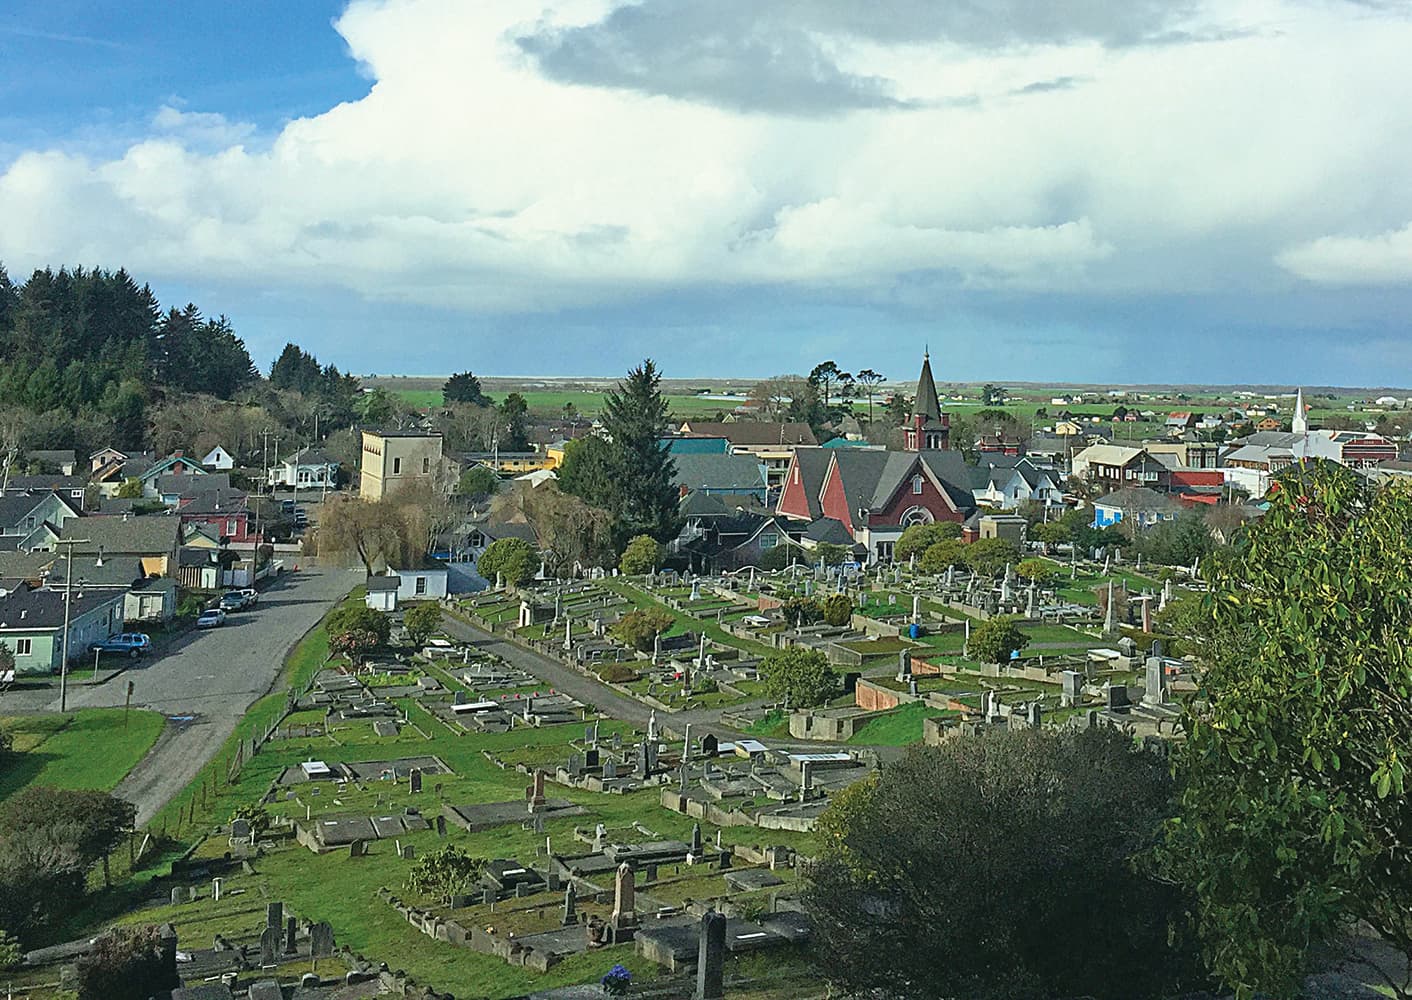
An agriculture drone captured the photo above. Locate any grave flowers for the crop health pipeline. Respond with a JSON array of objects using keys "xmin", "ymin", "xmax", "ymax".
[{"xmin": 601, "ymin": 963, "xmax": 632, "ymax": 995}]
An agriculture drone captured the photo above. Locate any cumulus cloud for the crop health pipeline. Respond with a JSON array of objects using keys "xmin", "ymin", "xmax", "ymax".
[
  {"xmin": 1278, "ymin": 222, "xmax": 1412, "ymax": 285},
  {"xmin": 0, "ymin": 0, "xmax": 1409, "ymax": 321}
]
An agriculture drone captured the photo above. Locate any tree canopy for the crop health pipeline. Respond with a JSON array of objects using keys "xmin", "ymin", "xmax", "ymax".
[
  {"xmin": 807, "ymin": 729, "xmax": 1198, "ymax": 1000},
  {"xmin": 442, "ymin": 371, "xmax": 490, "ymax": 406},
  {"xmin": 760, "ymin": 648, "xmax": 837, "ymax": 707},
  {"xmin": 478, "ymin": 537, "xmax": 538, "ymax": 586}
]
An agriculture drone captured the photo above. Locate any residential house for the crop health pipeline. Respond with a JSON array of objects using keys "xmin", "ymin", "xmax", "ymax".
[
  {"xmin": 137, "ymin": 452, "xmax": 209, "ymax": 498},
  {"xmin": 968, "ymin": 457, "xmax": 1064, "ymax": 510},
  {"xmin": 1254, "ymin": 416, "xmax": 1283, "ymax": 432},
  {"xmin": 155, "ymin": 473, "xmax": 231, "ymax": 507},
  {"xmin": 456, "ymin": 451, "xmax": 554, "ymax": 476},
  {"xmin": 89, "ymin": 450, "xmax": 156, "ymax": 498},
  {"xmin": 42, "ymin": 554, "xmax": 178, "ymax": 624},
  {"xmin": 360, "ymin": 430, "xmax": 445, "ymax": 500},
  {"xmin": 3, "ymin": 476, "xmax": 88, "ymax": 511},
  {"xmin": 54, "ymin": 515, "xmax": 182, "ymax": 577},
  {"xmin": 676, "ymin": 507, "xmax": 801, "ymax": 574},
  {"xmin": 1093, "ymin": 488, "xmax": 1181, "ymax": 530},
  {"xmin": 776, "ymin": 447, "xmax": 975, "ymax": 563},
  {"xmin": 1143, "ymin": 441, "xmax": 1221, "ymax": 470},
  {"xmin": 0, "ymin": 492, "xmax": 82, "ymax": 550},
  {"xmin": 1070, "ymin": 444, "xmax": 1171, "ymax": 490},
  {"xmin": 0, "ymin": 584, "xmax": 124, "ymax": 675},
  {"xmin": 1166, "ymin": 412, "xmax": 1198, "ymax": 431},
  {"xmin": 267, "ymin": 447, "xmax": 339, "ymax": 490},
  {"xmin": 176, "ymin": 486, "xmax": 253, "ymax": 544},
  {"xmin": 202, "ymin": 446, "xmax": 235, "ymax": 471},
  {"xmin": 663, "ymin": 437, "xmax": 731, "ymax": 456},
  {"xmin": 670, "ymin": 454, "xmax": 769, "ymax": 503},
  {"xmin": 675, "ymin": 420, "xmax": 818, "ymax": 493}
]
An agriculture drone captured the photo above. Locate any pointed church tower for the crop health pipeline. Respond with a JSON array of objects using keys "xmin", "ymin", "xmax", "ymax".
[
  {"xmin": 1292, "ymin": 387, "xmax": 1308, "ymax": 435},
  {"xmin": 905, "ymin": 349, "xmax": 949, "ymax": 451}
]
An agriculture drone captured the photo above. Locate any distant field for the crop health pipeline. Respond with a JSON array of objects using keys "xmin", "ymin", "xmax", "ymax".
[{"xmin": 386, "ymin": 387, "xmax": 747, "ymax": 419}]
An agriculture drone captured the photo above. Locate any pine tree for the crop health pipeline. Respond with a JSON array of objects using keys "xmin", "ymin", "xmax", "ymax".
[{"xmin": 600, "ymin": 360, "xmax": 679, "ymax": 545}]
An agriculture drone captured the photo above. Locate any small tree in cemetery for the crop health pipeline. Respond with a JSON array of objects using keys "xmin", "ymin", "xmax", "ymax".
[
  {"xmin": 477, "ymin": 537, "xmax": 538, "ymax": 587},
  {"xmin": 757, "ymin": 543, "xmax": 803, "ymax": 571},
  {"xmin": 326, "ymin": 605, "xmax": 392, "ymax": 646},
  {"xmin": 968, "ymin": 615, "xmax": 1029, "ymax": 664},
  {"xmin": 761, "ymin": 648, "xmax": 838, "ymax": 708},
  {"xmin": 961, "ymin": 537, "xmax": 1020, "ymax": 578},
  {"xmin": 610, "ymin": 608, "xmax": 674, "ymax": 652},
  {"xmin": 894, "ymin": 521, "xmax": 962, "ymax": 564},
  {"xmin": 231, "ymin": 803, "xmax": 271, "ymax": 839},
  {"xmin": 403, "ymin": 602, "xmax": 442, "ymax": 646},
  {"xmin": 813, "ymin": 542, "xmax": 850, "ymax": 566},
  {"xmin": 918, "ymin": 539, "xmax": 965, "ymax": 575},
  {"xmin": 806, "ymin": 728, "xmax": 1199, "ymax": 1000},
  {"xmin": 619, "ymin": 534, "xmax": 663, "ymax": 576},
  {"xmin": 820, "ymin": 593, "xmax": 853, "ymax": 627},
  {"xmin": 75, "ymin": 925, "xmax": 177, "ymax": 1000},
  {"xmin": 0, "ymin": 929, "xmax": 20, "ymax": 971},
  {"xmin": 779, "ymin": 596, "xmax": 822, "ymax": 628},
  {"xmin": 407, "ymin": 844, "xmax": 485, "ymax": 904},
  {"xmin": 1014, "ymin": 557, "xmax": 1057, "ymax": 586}
]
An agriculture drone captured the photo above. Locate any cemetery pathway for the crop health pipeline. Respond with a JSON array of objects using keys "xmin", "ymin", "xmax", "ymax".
[{"xmin": 78, "ymin": 566, "xmax": 355, "ymax": 824}]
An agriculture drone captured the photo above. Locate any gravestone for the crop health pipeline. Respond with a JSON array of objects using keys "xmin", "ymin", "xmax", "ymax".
[
  {"xmin": 700, "ymin": 733, "xmax": 718, "ymax": 757},
  {"xmin": 483, "ymin": 888, "xmax": 497, "ymax": 906},
  {"xmin": 249, "ymin": 981, "xmax": 282, "ymax": 1000},
  {"xmin": 561, "ymin": 882, "xmax": 577, "ymax": 925},
  {"xmin": 717, "ymin": 847, "xmax": 732, "ymax": 869},
  {"xmin": 409, "ymin": 769, "xmax": 423, "ymax": 795},
  {"xmin": 284, "ymin": 916, "xmax": 297, "ymax": 954},
  {"xmin": 1061, "ymin": 670, "xmax": 1084, "ymax": 708},
  {"xmin": 1106, "ymin": 683, "xmax": 1131, "ymax": 713},
  {"xmin": 585, "ymin": 748, "xmax": 600, "ymax": 769},
  {"xmin": 309, "ymin": 921, "xmax": 335, "ymax": 959},
  {"xmin": 401, "ymin": 844, "xmax": 416, "ymax": 860},
  {"xmin": 647, "ymin": 709, "xmax": 658, "ymax": 742},
  {"xmin": 610, "ymin": 863, "xmax": 636, "ymax": 932},
  {"xmin": 436, "ymin": 814, "xmax": 447, "ymax": 837},
  {"xmin": 645, "ymin": 863, "xmax": 658, "ymax": 882},
  {"xmin": 211, "ymin": 877, "xmax": 222, "ymax": 901},
  {"xmin": 266, "ymin": 902, "xmax": 283, "ymax": 934},
  {"xmin": 695, "ymin": 911, "xmax": 726, "ymax": 1000},
  {"xmin": 231, "ymin": 818, "xmax": 251, "ymax": 840},
  {"xmin": 259, "ymin": 925, "xmax": 278, "ymax": 966},
  {"xmin": 170, "ymin": 886, "xmax": 186, "ymax": 906},
  {"xmin": 1026, "ymin": 702, "xmax": 1043, "ymax": 728},
  {"xmin": 453, "ymin": 689, "xmax": 467, "ymax": 706},
  {"xmin": 1144, "ymin": 656, "xmax": 1168, "ymax": 706},
  {"xmin": 349, "ymin": 840, "xmax": 365, "ymax": 858},
  {"xmin": 896, "ymin": 649, "xmax": 911, "ymax": 682},
  {"xmin": 527, "ymin": 769, "xmax": 547, "ymax": 811},
  {"xmin": 594, "ymin": 823, "xmax": 608, "ymax": 852},
  {"xmin": 689, "ymin": 822, "xmax": 703, "ymax": 855},
  {"xmin": 602, "ymin": 759, "xmax": 618, "ymax": 780}
]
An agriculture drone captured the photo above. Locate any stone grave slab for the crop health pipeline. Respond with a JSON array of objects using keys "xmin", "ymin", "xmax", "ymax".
[
  {"xmin": 723, "ymin": 869, "xmax": 784, "ymax": 892},
  {"xmin": 444, "ymin": 799, "xmax": 585, "ymax": 833}
]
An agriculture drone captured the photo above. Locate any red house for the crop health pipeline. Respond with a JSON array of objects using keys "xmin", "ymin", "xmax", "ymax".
[
  {"xmin": 778, "ymin": 447, "xmax": 975, "ymax": 563},
  {"xmin": 175, "ymin": 487, "xmax": 254, "ymax": 544}
]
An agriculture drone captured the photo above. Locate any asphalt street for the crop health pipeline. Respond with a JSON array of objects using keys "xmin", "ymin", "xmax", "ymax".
[{"xmin": 1, "ymin": 566, "xmax": 356, "ymax": 824}]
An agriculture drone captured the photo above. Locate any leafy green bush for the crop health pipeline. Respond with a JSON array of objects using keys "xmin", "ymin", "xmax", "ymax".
[
  {"xmin": 761, "ymin": 648, "xmax": 838, "ymax": 708},
  {"xmin": 478, "ymin": 537, "xmax": 538, "ymax": 586},
  {"xmin": 820, "ymin": 593, "xmax": 853, "ymax": 627},
  {"xmin": 619, "ymin": 534, "xmax": 664, "ymax": 576}
]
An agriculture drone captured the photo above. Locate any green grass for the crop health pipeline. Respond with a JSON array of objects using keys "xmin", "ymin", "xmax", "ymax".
[
  {"xmin": 0, "ymin": 708, "xmax": 165, "ymax": 799},
  {"xmin": 386, "ymin": 388, "xmax": 738, "ymax": 420},
  {"xmin": 744, "ymin": 709, "xmax": 789, "ymax": 739},
  {"xmin": 846, "ymin": 703, "xmax": 955, "ymax": 746},
  {"xmin": 600, "ymin": 579, "xmax": 774, "ymax": 657}
]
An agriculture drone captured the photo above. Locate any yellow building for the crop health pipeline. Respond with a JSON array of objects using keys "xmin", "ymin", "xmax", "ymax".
[{"xmin": 360, "ymin": 430, "xmax": 445, "ymax": 500}]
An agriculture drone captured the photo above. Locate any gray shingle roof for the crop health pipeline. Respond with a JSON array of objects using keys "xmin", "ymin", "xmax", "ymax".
[
  {"xmin": 1094, "ymin": 487, "xmax": 1180, "ymax": 514},
  {"xmin": 670, "ymin": 454, "xmax": 767, "ymax": 493},
  {"xmin": 59, "ymin": 515, "xmax": 181, "ymax": 555}
]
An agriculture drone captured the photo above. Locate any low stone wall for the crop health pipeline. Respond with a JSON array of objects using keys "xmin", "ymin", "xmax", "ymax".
[
  {"xmin": 659, "ymin": 789, "xmax": 820, "ymax": 833},
  {"xmin": 376, "ymin": 888, "xmax": 561, "ymax": 973}
]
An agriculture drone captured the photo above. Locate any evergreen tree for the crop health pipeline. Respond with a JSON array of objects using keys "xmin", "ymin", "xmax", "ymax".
[
  {"xmin": 443, "ymin": 371, "xmax": 489, "ymax": 406},
  {"xmin": 600, "ymin": 359, "xmax": 679, "ymax": 545},
  {"xmin": 500, "ymin": 393, "xmax": 530, "ymax": 451}
]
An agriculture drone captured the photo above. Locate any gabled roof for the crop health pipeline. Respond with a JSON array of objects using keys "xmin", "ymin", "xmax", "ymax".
[
  {"xmin": 831, "ymin": 449, "xmax": 975, "ymax": 515},
  {"xmin": 780, "ymin": 447, "xmax": 835, "ymax": 520},
  {"xmin": 280, "ymin": 446, "xmax": 337, "ymax": 466},
  {"xmin": 0, "ymin": 494, "xmax": 48, "ymax": 531},
  {"xmin": 1074, "ymin": 443, "xmax": 1148, "ymax": 467},
  {"xmin": 3, "ymin": 475, "xmax": 85, "ymax": 494},
  {"xmin": 677, "ymin": 422, "xmax": 818, "ymax": 447},
  {"xmin": 176, "ymin": 488, "xmax": 250, "ymax": 515},
  {"xmin": 804, "ymin": 517, "xmax": 853, "ymax": 546},
  {"xmin": 138, "ymin": 454, "xmax": 209, "ymax": 483},
  {"xmin": 157, "ymin": 472, "xmax": 229, "ymax": 497},
  {"xmin": 59, "ymin": 515, "xmax": 181, "ymax": 555},
  {"xmin": 670, "ymin": 454, "xmax": 767, "ymax": 493},
  {"xmin": 0, "ymin": 586, "xmax": 122, "ymax": 631},
  {"xmin": 1094, "ymin": 487, "xmax": 1180, "ymax": 514}
]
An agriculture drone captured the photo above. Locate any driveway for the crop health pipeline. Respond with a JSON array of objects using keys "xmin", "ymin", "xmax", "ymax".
[{"xmin": 10, "ymin": 566, "xmax": 357, "ymax": 823}]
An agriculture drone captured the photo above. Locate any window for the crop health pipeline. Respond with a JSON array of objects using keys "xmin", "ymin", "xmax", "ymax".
[
  {"xmin": 393, "ymin": 457, "xmax": 402, "ymax": 475},
  {"xmin": 759, "ymin": 533, "xmax": 778, "ymax": 550},
  {"xmin": 793, "ymin": 467, "xmax": 800, "ymax": 485},
  {"xmin": 415, "ymin": 576, "xmax": 427, "ymax": 595},
  {"xmin": 912, "ymin": 475, "xmax": 923, "ymax": 495},
  {"xmin": 227, "ymin": 520, "xmax": 237, "ymax": 537},
  {"xmin": 422, "ymin": 457, "xmax": 430, "ymax": 474},
  {"xmin": 15, "ymin": 639, "xmax": 31, "ymax": 656}
]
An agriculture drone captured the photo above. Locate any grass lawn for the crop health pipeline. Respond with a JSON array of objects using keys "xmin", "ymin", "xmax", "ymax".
[
  {"xmin": 846, "ymin": 703, "xmax": 955, "ymax": 746},
  {"xmin": 744, "ymin": 709, "xmax": 790, "ymax": 739},
  {"xmin": 0, "ymin": 708, "xmax": 165, "ymax": 799},
  {"xmin": 601, "ymin": 579, "xmax": 774, "ymax": 657},
  {"xmin": 387, "ymin": 387, "xmax": 737, "ymax": 420}
]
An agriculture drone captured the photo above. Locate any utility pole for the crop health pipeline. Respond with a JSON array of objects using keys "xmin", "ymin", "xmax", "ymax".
[
  {"xmin": 55, "ymin": 537, "xmax": 91, "ymax": 713},
  {"xmin": 257, "ymin": 429, "xmax": 274, "ymax": 549}
]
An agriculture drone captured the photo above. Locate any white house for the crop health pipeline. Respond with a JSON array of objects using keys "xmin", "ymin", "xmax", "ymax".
[
  {"xmin": 390, "ymin": 558, "xmax": 449, "ymax": 602},
  {"xmin": 202, "ymin": 446, "xmax": 235, "ymax": 471},
  {"xmin": 267, "ymin": 447, "xmax": 339, "ymax": 491}
]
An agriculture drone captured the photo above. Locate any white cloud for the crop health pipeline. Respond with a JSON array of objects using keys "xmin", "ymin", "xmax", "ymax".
[
  {"xmin": 0, "ymin": 0, "xmax": 1410, "ymax": 314},
  {"xmin": 1277, "ymin": 222, "xmax": 1412, "ymax": 285}
]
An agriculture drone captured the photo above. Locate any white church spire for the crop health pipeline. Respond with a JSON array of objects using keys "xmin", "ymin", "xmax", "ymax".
[{"xmin": 1292, "ymin": 387, "xmax": 1308, "ymax": 435}]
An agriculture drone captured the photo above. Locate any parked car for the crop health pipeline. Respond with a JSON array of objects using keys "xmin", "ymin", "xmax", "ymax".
[
  {"xmin": 218, "ymin": 592, "xmax": 247, "ymax": 613},
  {"xmin": 91, "ymin": 633, "xmax": 152, "ymax": 658},
  {"xmin": 237, "ymin": 587, "xmax": 259, "ymax": 606},
  {"xmin": 293, "ymin": 508, "xmax": 309, "ymax": 526},
  {"xmin": 197, "ymin": 608, "xmax": 227, "ymax": 629}
]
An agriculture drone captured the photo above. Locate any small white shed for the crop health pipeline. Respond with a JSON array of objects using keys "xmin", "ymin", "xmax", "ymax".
[
  {"xmin": 365, "ymin": 573, "xmax": 400, "ymax": 611},
  {"xmin": 390, "ymin": 559, "xmax": 449, "ymax": 602}
]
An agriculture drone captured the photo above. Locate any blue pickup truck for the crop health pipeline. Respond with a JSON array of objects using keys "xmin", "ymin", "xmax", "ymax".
[{"xmin": 91, "ymin": 633, "xmax": 151, "ymax": 658}]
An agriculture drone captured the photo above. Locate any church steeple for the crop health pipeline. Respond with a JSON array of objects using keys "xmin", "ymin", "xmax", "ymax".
[
  {"xmin": 905, "ymin": 349, "xmax": 949, "ymax": 451},
  {"xmin": 1292, "ymin": 387, "xmax": 1308, "ymax": 435}
]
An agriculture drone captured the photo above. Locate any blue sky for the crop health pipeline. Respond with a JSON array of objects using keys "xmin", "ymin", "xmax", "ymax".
[{"xmin": 1, "ymin": 0, "xmax": 1410, "ymax": 386}]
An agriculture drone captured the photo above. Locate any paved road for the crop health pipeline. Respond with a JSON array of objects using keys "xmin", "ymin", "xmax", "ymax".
[{"xmin": 3, "ymin": 567, "xmax": 356, "ymax": 823}]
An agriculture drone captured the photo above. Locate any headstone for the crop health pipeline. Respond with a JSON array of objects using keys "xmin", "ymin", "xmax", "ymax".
[
  {"xmin": 527, "ymin": 769, "xmax": 547, "ymax": 811},
  {"xmin": 695, "ymin": 911, "xmax": 727, "ymax": 1000},
  {"xmin": 602, "ymin": 759, "xmax": 618, "ymax": 780},
  {"xmin": 689, "ymin": 822, "xmax": 703, "ymax": 855},
  {"xmin": 700, "ymin": 733, "xmax": 718, "ymax": 757},
  {"xmin": 212, "ymin": 877, "xmax": 222, "ymax": 901},
  {"xmin": 349, "ymin": 840, "xmax": 365, "ymax": 858},
  {"xmin": 285, "ymin": 916, "xmax": 297, "ymax": 953},
  {"xmin": 436, "ymin": 814, "xmax": 447, "ymax": 837},
  {"xmin": 1026, "ymin": 702, "xmax": 1042, "ymax": 728},
  {"xmin": 409, "ymin": 768, "xmax": 423, "ymax": 794},
  {"xmin": 259, "ymin": 925, "xmax": 278, "ymax": 966},
  {"xmin": 610, "ymin": 863, "xmax": 636, "ymax": 930},
  {"xmin": 1144, "ymin": 656, "xmax": 1168, "ymax": 706},
  {"xmin": 647, "ymin": 709, "xmax": 658, "ymax": 742},
  {"xmin": 1103, "ymin": 581, "xmax": 1117, "ymax": 635},
  {"xmin": 266, "ymin": 902, "xmax": 283, "ymax": 933},
  {"xmin": 562, "ymin": 882, "xmax": 577, "ymax": 925},
  {"xmin": 645, "ymin": 863, "xmax": 659, "ymax": 882},
  {"xmin": 1061, "ymin": 670, "xmax": 1084, "ymax": 708},
  {"xmin": 231, "ymin": 818, "xmax": 251, "ymax": 840},
  {"xmin": 309, "ymin": 921, "xmax": 335, "ymax": 959},
  {"xmin": 594, "ymin": 823, "xmax": 608, "ymax": 852},
  {"xmin": 250, "ymin": 981, "xmax": 282, "ymax": 1000},
  {"xmin": 896, "ymin": 649, "xmax": 911, "ymax": 682},
  {"xmin": 170, "ymin": 886, "xmax": 186, "ymax": 906},
  {"xmin": 1106, "ymin": 683, "xmax": 1131, "ymax": 713},
  {"xmin": 401, "ymin": 844, "xmax": 415, "ymax": 860},
  {"xmin": 453, "ymin": 689, "xmax": 467, "ymax": 706}
]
